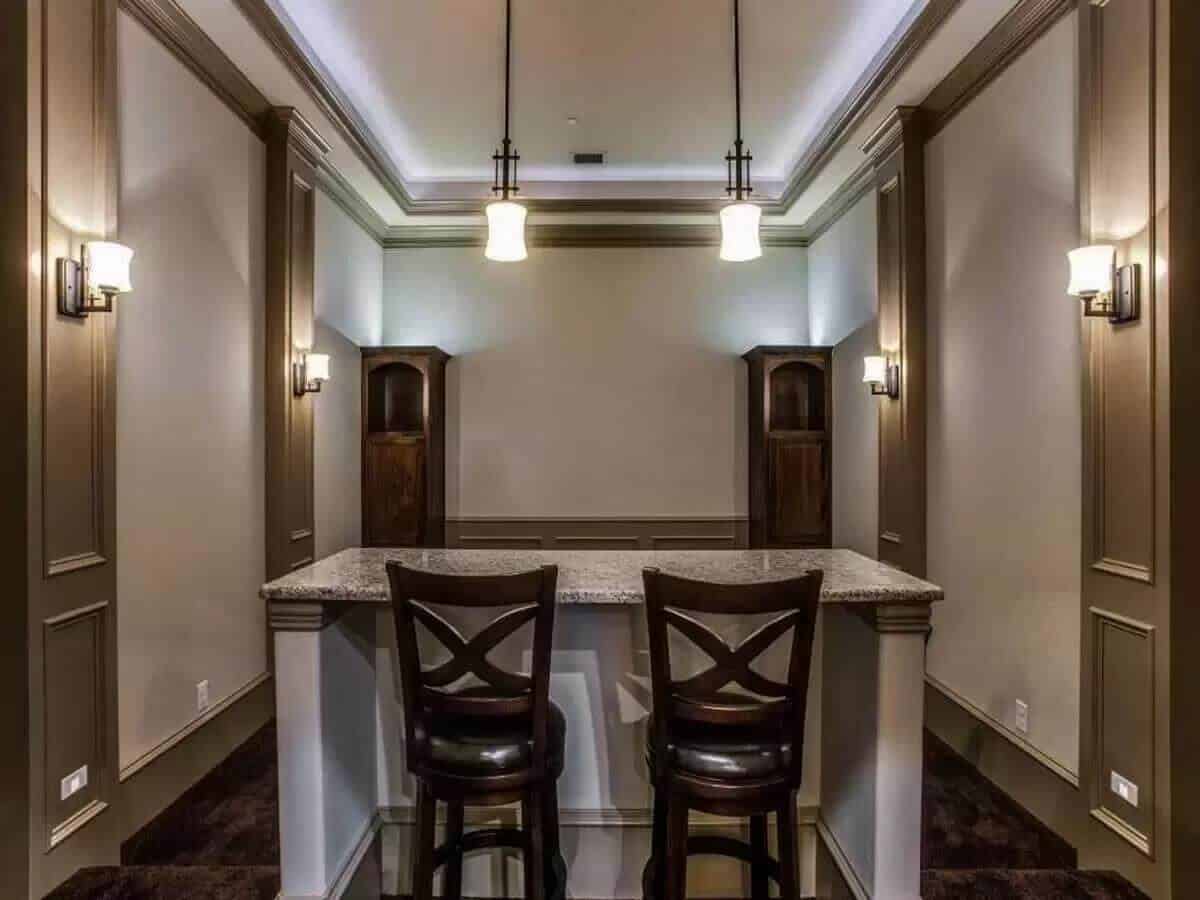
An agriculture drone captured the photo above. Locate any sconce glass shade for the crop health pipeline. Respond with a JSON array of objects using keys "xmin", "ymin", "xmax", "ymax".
[
  {"xmin": 485, "ymin": 201, "xmax": 528, "ymax": 262},
  {"xmin": 305, "ymin": 352, "xmax": 330, "ymax": 383},
  {"xmin": 719, "ymin": 202, "xmax": 763, "ymax": 262},
  {"xmin": 863, "ymin": 355, "xmax": 888, "ymax": 385},
  {"xmin": 86, "ymin": 241, "xmax": 133, "ymax": 294},
  {"xmin": 1067, "ymin": 245, "xmax": 1115, "ymax": 297}
]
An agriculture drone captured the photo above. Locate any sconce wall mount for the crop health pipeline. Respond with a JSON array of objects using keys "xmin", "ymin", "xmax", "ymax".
[
  {"xmin": 294, "ymin": 351, "xmax": 331, "ymax": 396},
  {"xmin": 863, "ymin": 355, "xmax": 900, "ymax": 399},
  {"xmin": 1067, "ymin": 245, "xmax": 1140, "ymax": 324},
  {"xmin": 58, "ymin": 241, "xmax": 134, "ymax": 318}
]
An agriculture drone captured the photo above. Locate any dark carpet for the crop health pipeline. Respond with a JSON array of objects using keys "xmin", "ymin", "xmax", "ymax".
[{"xmin": 47, "ymin": 723, "xmax": 1149, "ymax": 899}]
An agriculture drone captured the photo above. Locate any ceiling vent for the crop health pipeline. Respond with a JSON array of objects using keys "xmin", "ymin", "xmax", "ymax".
[{"xmin": 573, "ymin": 152, "xmax": 606, "ymax": 165}]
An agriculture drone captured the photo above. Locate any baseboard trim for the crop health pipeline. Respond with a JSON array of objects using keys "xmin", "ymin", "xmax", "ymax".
[
  {"xmin": 381, "ymin": 804, "xmax": 818, "ymax": 831},
  {"xmin": 815, "ymin": 816, "xmax": 869, "ymax": 900},
  {"xmin": 925, "ymin": 673, "xmax": 1079, "ymax": 787},
  {"xmin": 118, "ymin": 672, "xmax": 274, "ymax": 840}
]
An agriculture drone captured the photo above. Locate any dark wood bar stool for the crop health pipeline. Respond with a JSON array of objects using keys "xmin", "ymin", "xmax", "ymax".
[
  {"xmin": 641, "ymin": 567, "xmax": 823, "ymax": 900},
  {"xmin": 387, "ymin": 562, "xmax": 566, "ymax": 900}
]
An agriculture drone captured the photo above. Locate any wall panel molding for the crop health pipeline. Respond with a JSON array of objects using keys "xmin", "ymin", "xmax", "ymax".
[
  {"xmin": 265, "ymin": 107, "xmax": 329, "ymax": 581},
  {"xmin": 446, "ymin": 518, "xmax": 750, "ymax": 551}
]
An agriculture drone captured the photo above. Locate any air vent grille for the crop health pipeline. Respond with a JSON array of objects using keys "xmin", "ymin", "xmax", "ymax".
[{"xmin": 573, "ymin": 152, "xmax": 606, "ymax": 165}]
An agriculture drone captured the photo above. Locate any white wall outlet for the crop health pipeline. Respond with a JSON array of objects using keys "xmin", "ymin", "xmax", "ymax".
[
  {"xmin": 1014, "ymin": 699, "xmax": 1030, "ymax": 734},
  {"xmin": 1111, "ymin": 771, "xmax": 1139, "ymax": 808},
  {"xmin": 196, "ymin": 679, "xmax": 210, "ymax": 712},
  {"xmin": 60, "ymin": 765, "xmax": 88, "ymax": 801}
]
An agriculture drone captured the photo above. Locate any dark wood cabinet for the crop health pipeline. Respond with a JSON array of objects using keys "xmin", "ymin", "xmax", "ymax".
[
  {"xmin": 362, "ymin": 347, "xmax": 450, "ymax": 547},
  {"xmin": 744, "ymin": 346, "xmax": 832, "ymax": 548}
]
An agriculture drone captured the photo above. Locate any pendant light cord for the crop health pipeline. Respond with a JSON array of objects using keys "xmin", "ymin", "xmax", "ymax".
[
  {"xmin": 504, "ymin": 0, "xmax": 512, "ymax": 144},
  {"xmin": 733, "ymin": 0, "xmax": 742, "ymax": 145}
]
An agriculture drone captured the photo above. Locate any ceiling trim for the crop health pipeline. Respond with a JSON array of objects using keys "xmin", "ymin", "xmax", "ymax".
[
  {"xmin": 775, "ymin": 0, "xmax": 963, "ymax": 210},
  {"xmin": 921, "ymin": 0, "xmax": 1075, "ymax": 139},
  {"xmin": 799, "ymin": 159, "xmax": 877, "ymax": 247},
  {"xmin": 121, "ymin": 0, "xmax": 271, "ymax": 137},
  {"xmin": 382, "ymin": 224, "xmax": 809, "ymax": 250},
  {"xmin": 317, "ymin": 163, "xmax": 389, "ymax": 244},
  {"xmin": 228, "ymin": 0, "xmax": 958, "ymax": 218}
]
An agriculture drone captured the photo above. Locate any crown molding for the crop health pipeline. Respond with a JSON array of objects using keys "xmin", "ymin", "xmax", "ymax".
[
  {"xmin": 316, "ymin": 162, "xmax": 389, "ymax": 245},
  {"xmin": 798, "ymin": 159, "xmax": 877, "ymax": 246},
  {"xmin": 921, "ymin": 0, "xmax": 1075, "ymax": 139},
  {"xmin": 382, "ymin": 223, "xmax": 808, "ymax": 250},
  {"xmin": 775, "ymin": 0, "xmax": 962, "ymax": 211},
  {"xmin": 121, "ymin": 0, "xmax": 270, "ymax": 137}
]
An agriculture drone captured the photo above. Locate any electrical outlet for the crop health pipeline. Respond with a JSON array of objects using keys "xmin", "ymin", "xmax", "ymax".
[
  {"xmin": 1014, "ymin": 699, "xmax": 1029, "ymax": 734},
  {"xmin": 60, "ymin": 765, "xmax": 88, "ymax": 801},
  {"xmin": 1111, "ymin": 771, "xmax": 1139, "ymax": 808},
  {"xmin": 197, "ymin": 680, "xmax": 210, "ymax": 712}
]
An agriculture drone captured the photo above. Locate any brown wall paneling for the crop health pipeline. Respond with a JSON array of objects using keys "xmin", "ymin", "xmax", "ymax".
[
  {"xmin": 863, "ymin": 108, "xmax": 927, "ymax": 577},
  {"xmin": 265, "ymin": 108, "xmax": 329, "ymax": 579},
  {"xmin": 446, "ymin": 519, "xmax": 751, "ymax": 551}
]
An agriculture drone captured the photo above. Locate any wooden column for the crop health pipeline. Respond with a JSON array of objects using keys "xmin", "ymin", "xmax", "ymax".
[
  {"xmin": 264, "ymin": 108, "xmax": 330, "ymax": 579},
  {"xmin": 1, "ymin": 0, "xmax": 122, "ymax": 894},
  {"xmin": 863, "ymin": 107, "xmax": 927, "ymax": 577}
]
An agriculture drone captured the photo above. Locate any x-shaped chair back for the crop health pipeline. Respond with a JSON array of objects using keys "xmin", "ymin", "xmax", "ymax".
[
  {"xmin": 387, "ymin": 562, "xmax": 559, "ymax": 775},
  {"xmin": 642, "ymin": 567, "xmax": 823, "ymax": 780}
]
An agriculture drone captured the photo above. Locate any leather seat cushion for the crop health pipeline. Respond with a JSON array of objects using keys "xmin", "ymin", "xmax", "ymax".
[
  {"xmin": 417, "ymin": 702, "xmax": 566, "ymax": 775},
  {"xmin": 649, "ymin": 721, "xmax": 794, "ymax": 781}
]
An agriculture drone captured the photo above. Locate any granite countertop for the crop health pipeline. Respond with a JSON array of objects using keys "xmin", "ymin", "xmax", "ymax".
[{"xmin": 261, "ymin": 548, "xmax": 942, "ymax": 608}]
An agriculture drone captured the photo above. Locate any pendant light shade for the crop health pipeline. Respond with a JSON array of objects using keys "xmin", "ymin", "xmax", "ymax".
[
  {"xmin": 486, "ymin": 0, "xmax": 526, "ymax": 261},
  {"xmin": 720, "ymin": 202, "xmax": 762, "ymax": 262},
  {"xmin": 485, "ymin": 200, "xmax": 528, "ymax": 261},
  {"xmin": 719, "ymin": 0, "xmax": 759, "ymax": 262}
]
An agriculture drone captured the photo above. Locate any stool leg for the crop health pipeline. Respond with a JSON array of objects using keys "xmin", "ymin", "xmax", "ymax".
[
  {"xmin": 412, "ymin": 782, "xmax": 436, "ymax": 900},
  {"xmin": 651, "ymin": 781, "xmax": 668, "ymax": 899},
  {"xmin": 523, "ymin": 790, "xmax": 547, "ymax": 900},
  {"xmin": 664, "ymin": 791, "xmax": 689, "ymax": 900},
  {"xmin": 543, "ymin": 779, "xmax": 561, "ymax": 888},
  {"xmin": 777, "ymin": 794, "xmax": 799, "ymax": 900},
  {"xmin": 750, "ymin": 814, "xmax": 769, "ymax": 900},
  {"xmin": 444, "ymin": 800, "xmax": 465, "ymax": 900}
]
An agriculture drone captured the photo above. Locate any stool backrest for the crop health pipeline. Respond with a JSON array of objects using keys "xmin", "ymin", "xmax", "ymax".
[
  {"xmin": 642, "ymin": 567, "xmax": 823, "ymax": 778},
  {"xmin": 387, "ymin": 562, "xmax": 558, "ymax": 773}
]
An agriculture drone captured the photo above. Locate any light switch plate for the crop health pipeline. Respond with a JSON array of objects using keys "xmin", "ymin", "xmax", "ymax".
[
  {"xmin": 60, "ymin": 765, "xmax": 88, "ymax": 801},
  {"xmin": 1111, "ymin": 771, "xmax": 1139, "ymax": 808},
  {"xmin": 1015, "ymin": 699, "xmax": 1029, "ymax": 734}
]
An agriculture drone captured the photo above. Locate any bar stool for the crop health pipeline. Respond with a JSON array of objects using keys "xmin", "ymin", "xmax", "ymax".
[
  {"xmin": 641, "ymin": 567, "xmax": 823, "ymax": 900},
  {"xmin": 387, "ymin": 562, "xmax": 567, "ymax": 900}
]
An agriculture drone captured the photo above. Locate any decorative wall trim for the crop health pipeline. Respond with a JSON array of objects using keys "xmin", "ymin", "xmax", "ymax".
[
  {"xmin": 798, "ymin": 159, "xmax": 876, "ymax": 246},
  {"xmin": 926, "ymin": 673, "xmax": 1080, "ymax": 787},
  {"xmin": 921, "ymin": 0, "xmax": 1075, "ymax": 139},
  {"xmin": 269, "ymin": 601, "xmax": 348, "ymax": 632},
  {"xmin": 317, "ymin": 163, "xmax": 388, "ymax": 245},
  {"xmin": 119, "ymin": 0, "xmax": 270, "ymax": 137},
  {"xmin": 446, "ymin": 517, "xmax": 750, "ymax": 550},
  {"xmin": 777, "ymin": 0, "xmax": 962, "ymax": 210},
  {"xmin": 815, "ymin": 816, "xmax": 869, "ymax": 900},
  {"xmin": 119, "ymin": 672, "xmax": 271, "ymax": 782},
  {"xmin": 118, "ymin": 674, "xmax": 273, "ymax": 842},
  {"xmin": 325, "ymin": 813, "xmax": 383, "ymax": 900},
  {"xmin": 383, "ymin": 225, "xmax": 808, "ymax": 250}
]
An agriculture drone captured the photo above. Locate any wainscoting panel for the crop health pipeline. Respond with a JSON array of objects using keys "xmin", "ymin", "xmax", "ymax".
[
  {"xmin": 1090, "ymin": 609, "xmax": 1154, "ymax": 853},
  {"xmin": 445, "ymin": 518, "xmax": 750, "ymax": 551}
]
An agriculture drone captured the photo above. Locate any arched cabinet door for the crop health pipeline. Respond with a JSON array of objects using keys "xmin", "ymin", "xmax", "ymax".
[{"xmin": 743, "ymin": 347, "xmax": 832, "ymax": 549}]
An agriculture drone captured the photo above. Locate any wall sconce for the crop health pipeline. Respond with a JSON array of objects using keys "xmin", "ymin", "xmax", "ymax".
[
  {"xmin": 57, "ymin": 241, "xmax": 134, "ymax": 318},
  {"xmin": 293, "ymin": 351, "xmax": 331, "ymax": 396},
  {"xmin": 863, "ymin": 355, "xmax": 899, "ymax": 399},
  {"xmin": 1067, "ymin": 245, "xmax": 1140, "ymax": 323}
]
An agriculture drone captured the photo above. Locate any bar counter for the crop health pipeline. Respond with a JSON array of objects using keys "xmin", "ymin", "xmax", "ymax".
[{"xmin": 263, "ymin": 548, "xmax": 942, "ymax": 900}]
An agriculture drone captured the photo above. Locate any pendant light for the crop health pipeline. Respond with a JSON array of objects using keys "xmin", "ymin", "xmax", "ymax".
[
  {"xmin": 719, "ymin": 0, "xmax": 762, "ymax": 262},
  {"xmin": 485, "ymin": 0, "xmax": 527, "ymax": 262}
]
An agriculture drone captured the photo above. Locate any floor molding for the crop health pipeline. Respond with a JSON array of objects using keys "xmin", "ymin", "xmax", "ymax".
[
  {"xmin": 118, "ymin": 672, "xmax": 273, "ymax": 841},
  {"xmin": 382, "ymin": 804, "xmax": 817, "ymax": 831},
  {"xmin": 925, "ymin": 673, "xmax": 1079, "ymax": 787},
  {"xmin": 815, "ymin": 816, "xmax": 869, "ymax": 900}
]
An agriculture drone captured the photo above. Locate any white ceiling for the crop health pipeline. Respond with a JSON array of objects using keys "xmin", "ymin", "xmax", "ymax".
[{"xmin": 270, "ymin": 0, "xmax": 922, "ymax": 199}]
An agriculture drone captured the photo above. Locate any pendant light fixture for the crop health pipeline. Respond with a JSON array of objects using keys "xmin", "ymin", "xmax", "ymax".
[
  {"xmin": 485, "ymin": 0, "xmax": 527, "ymax": 262},
  {"xmin": 719, "ymin": 0, "xmax": 762, "ymax": 262}
]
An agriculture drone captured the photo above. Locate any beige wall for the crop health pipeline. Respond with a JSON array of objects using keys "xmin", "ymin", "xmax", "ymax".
[
  {"xmin": 808, "ymin": 194, "xmax": 879, "ymax": 557},
  {"xmin": 925, "ymin": 14, "xmax": 1082, "ymax": 774},
  {"xmin": 313, "ymin": 191, "xmax": 382, "ymax": 560},
  {"xmin": 382, "ymin": 247, "xmax": 809, "ymax": 518},
  {"xmin": 116, "ymin": 11, "xmax": 267, "ymax": 768}
]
